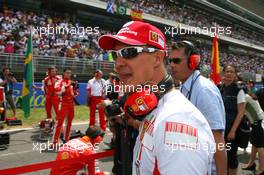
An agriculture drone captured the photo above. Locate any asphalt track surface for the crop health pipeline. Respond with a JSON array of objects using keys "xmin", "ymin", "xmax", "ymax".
[
  {"xmin": 0, "ymin": 123, "xmax": 258, "ymax": 175},
  {"xmin": 0, "ymin": 123, "xmax": 113, "ymax": 175}
]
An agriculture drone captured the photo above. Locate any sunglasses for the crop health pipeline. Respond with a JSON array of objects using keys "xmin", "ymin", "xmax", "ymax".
[
  {"xmin": 110, "ymin": 46, "xmax": 159, "ymax": 60},
  {"xmin": 169, "ymin": 58, "xmax": 184, "ymax": 64}
]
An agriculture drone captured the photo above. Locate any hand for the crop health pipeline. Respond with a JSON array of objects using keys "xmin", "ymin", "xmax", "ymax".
[
  {"xmin": 127, "ymin": 116, "xmax": 136, "ymax": 127},
  {"xmin": 227, "ymin": 131, "xmax": 236, "ymax": 141},
  {"xmin": 126, "ymin": 116, "xmax": 142, "ymax": 130},
  {"xmin": 3, "ymin": 79, "xmax": 7, "ymax": 85},
  {"xmin": 100, "ymin": 99, "xmax": 111, "ymax": 108},
  {"xmin": 65, "ymin": 82, "xmax": 72, "ymax": 88},
  {"xmin": 11, "ymin": 76, "xmax": 16, "ymax": 81},
  {"xmin": 96, "ymin": 102, "xmax": 102, "ymax": 108}
]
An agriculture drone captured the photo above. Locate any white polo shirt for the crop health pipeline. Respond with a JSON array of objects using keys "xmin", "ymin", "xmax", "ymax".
[
  {"xmin": 133, "ymin": 89, "xmax": 215, "ymax": 175},
  {"xmin": 86, "ymin": 78, "xmax": 106, "ymax": 97}
]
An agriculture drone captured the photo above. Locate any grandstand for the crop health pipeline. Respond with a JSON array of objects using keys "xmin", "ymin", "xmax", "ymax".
[
  {"xmin": 1, "ymin": 1, "xmax": 264, "ymax": 174},
  {"xmin": 0, "ymin": 0, "xmax": 263, "ymax": 82}
]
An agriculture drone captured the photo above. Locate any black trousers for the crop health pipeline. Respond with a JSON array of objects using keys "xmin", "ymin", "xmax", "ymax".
[{"xmin": 112, "ymin": 125, "xmax": 136, "ymax": 175}]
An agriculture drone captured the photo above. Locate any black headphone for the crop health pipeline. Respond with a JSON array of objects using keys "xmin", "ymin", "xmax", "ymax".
[
  {"xmin": 179, "ymin": 40, "xmax": 201, "ymax": 70},
  {"xmin": 155, "ymin": 74, "xmax": 175, "ymax": 99}
]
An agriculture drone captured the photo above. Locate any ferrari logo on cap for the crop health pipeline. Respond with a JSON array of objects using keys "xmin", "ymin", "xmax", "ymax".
[
  {"xmin": 149, "ymin": 31, "xmax": 158, "ymax": 42},
  {"xmin": 149, "ymin": 31, "xmax": 165, "ymax": 49}
]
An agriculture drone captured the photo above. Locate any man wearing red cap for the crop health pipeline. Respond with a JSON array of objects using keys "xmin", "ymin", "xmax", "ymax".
[{"xmin": 98, "ymin": 21, "xmax": 215, "ymax": 175}]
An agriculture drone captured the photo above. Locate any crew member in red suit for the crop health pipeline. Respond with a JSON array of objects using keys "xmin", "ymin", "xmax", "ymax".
[
  {"xmin": 52, "ymin": 68, "xmax": 78, "ymax": 146},
  {"xmin": 50, "ymin": 126, "xmax": 106, "ymax": 175},
  {"xmin": 44, "ymin": 66, "xmax": 62, "ymax": 119},
  {"xmin": 87, "ymin": 70, "xmax": 106, "ymax": 131},
  {"xmin": 34, "ymin": 66, "xmax": 61, "ymax": 119}
]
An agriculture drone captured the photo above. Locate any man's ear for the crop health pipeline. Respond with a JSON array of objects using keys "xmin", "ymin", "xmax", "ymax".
[{"xmin": 154, "ymin": 51, "xmax": 166, "ymax": 68}]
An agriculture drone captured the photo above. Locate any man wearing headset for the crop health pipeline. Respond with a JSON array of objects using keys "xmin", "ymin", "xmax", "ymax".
[
  {"xmin": 98, "ymin": 21, "xmax": 215, "ymax": 175},
  {"xmin": 169, "ymin": 41, "xmax": 226, "ymax": 175}
]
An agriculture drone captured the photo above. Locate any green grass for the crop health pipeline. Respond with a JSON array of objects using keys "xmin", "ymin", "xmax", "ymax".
[{"xmin": 4, "ymin": 105, "xmax": 90, "ymax": 129}]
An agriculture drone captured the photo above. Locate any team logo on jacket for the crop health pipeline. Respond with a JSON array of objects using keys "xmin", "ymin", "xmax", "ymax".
[{"xmin": 164, "ymin": 122, "xmax": 198, "ymax": 149}]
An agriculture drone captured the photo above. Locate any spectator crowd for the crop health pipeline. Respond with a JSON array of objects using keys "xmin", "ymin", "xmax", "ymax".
[
  {"xmin": 0, "ymin": 8, "xmax": 115, "ymax": 61},
  {"xmin": 122, "ymin": 0, "xmax": 264, "ymax": 46},
  {"xmin": 200, "ymin": 47, "xmax": 264, "ymax": 74},
  {"xmin": 0, "ymin": 5, "xmax": 263, "ymax": 74}
]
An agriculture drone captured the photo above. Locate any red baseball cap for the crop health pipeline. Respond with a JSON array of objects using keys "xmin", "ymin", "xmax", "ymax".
[{"xmin": 98, "ymin": 21, "xmax": 166, "ymax": 51}]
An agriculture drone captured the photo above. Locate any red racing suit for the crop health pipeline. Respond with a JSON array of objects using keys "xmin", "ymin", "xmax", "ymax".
[
  {"xmin": 50, "ymin": 136, "xmax": 105, "ymax": 175},
  {"xmin": 53, "ymin": 78, "xmax": 78, "ymax": 144},
  {"xmin": 43, "ymin": 75, "xmax": 61, "ymax": 119}
]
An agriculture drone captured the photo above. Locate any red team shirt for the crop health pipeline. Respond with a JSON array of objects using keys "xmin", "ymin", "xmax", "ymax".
[
  {"xmin": 55, "ymin": 78, "xmax": 78, "ymax": 102},
  {"xmin": 43, "ymin": 75, "xmax": 61, "ymax": 96}
]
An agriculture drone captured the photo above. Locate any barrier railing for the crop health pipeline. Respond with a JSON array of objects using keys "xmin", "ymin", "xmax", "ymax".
[
  {"xmin": 0, "ymin": 54, "xmax": 115, "ymax": 75},
  {"xmin": 0, "ymin": 53, "xmax": 262, "ymax": 81},
  {"xmin": 0, "ymin": 150, "xmax": 114, "ymax": 175}
]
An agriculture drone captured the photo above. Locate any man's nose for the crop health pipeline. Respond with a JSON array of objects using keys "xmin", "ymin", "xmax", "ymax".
[{"xmin": 169, "ymin": 59, "xmax": 175, "ymax": 67}]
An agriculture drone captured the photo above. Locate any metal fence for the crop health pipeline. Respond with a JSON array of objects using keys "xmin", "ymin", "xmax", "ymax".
[
  {"xmin": 0, "ymin": 53, "xmax": 262, "ymax": 82},
  {"xmin": 0, "ymin": 53, "xmax": 115, "ymax": 75}
]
